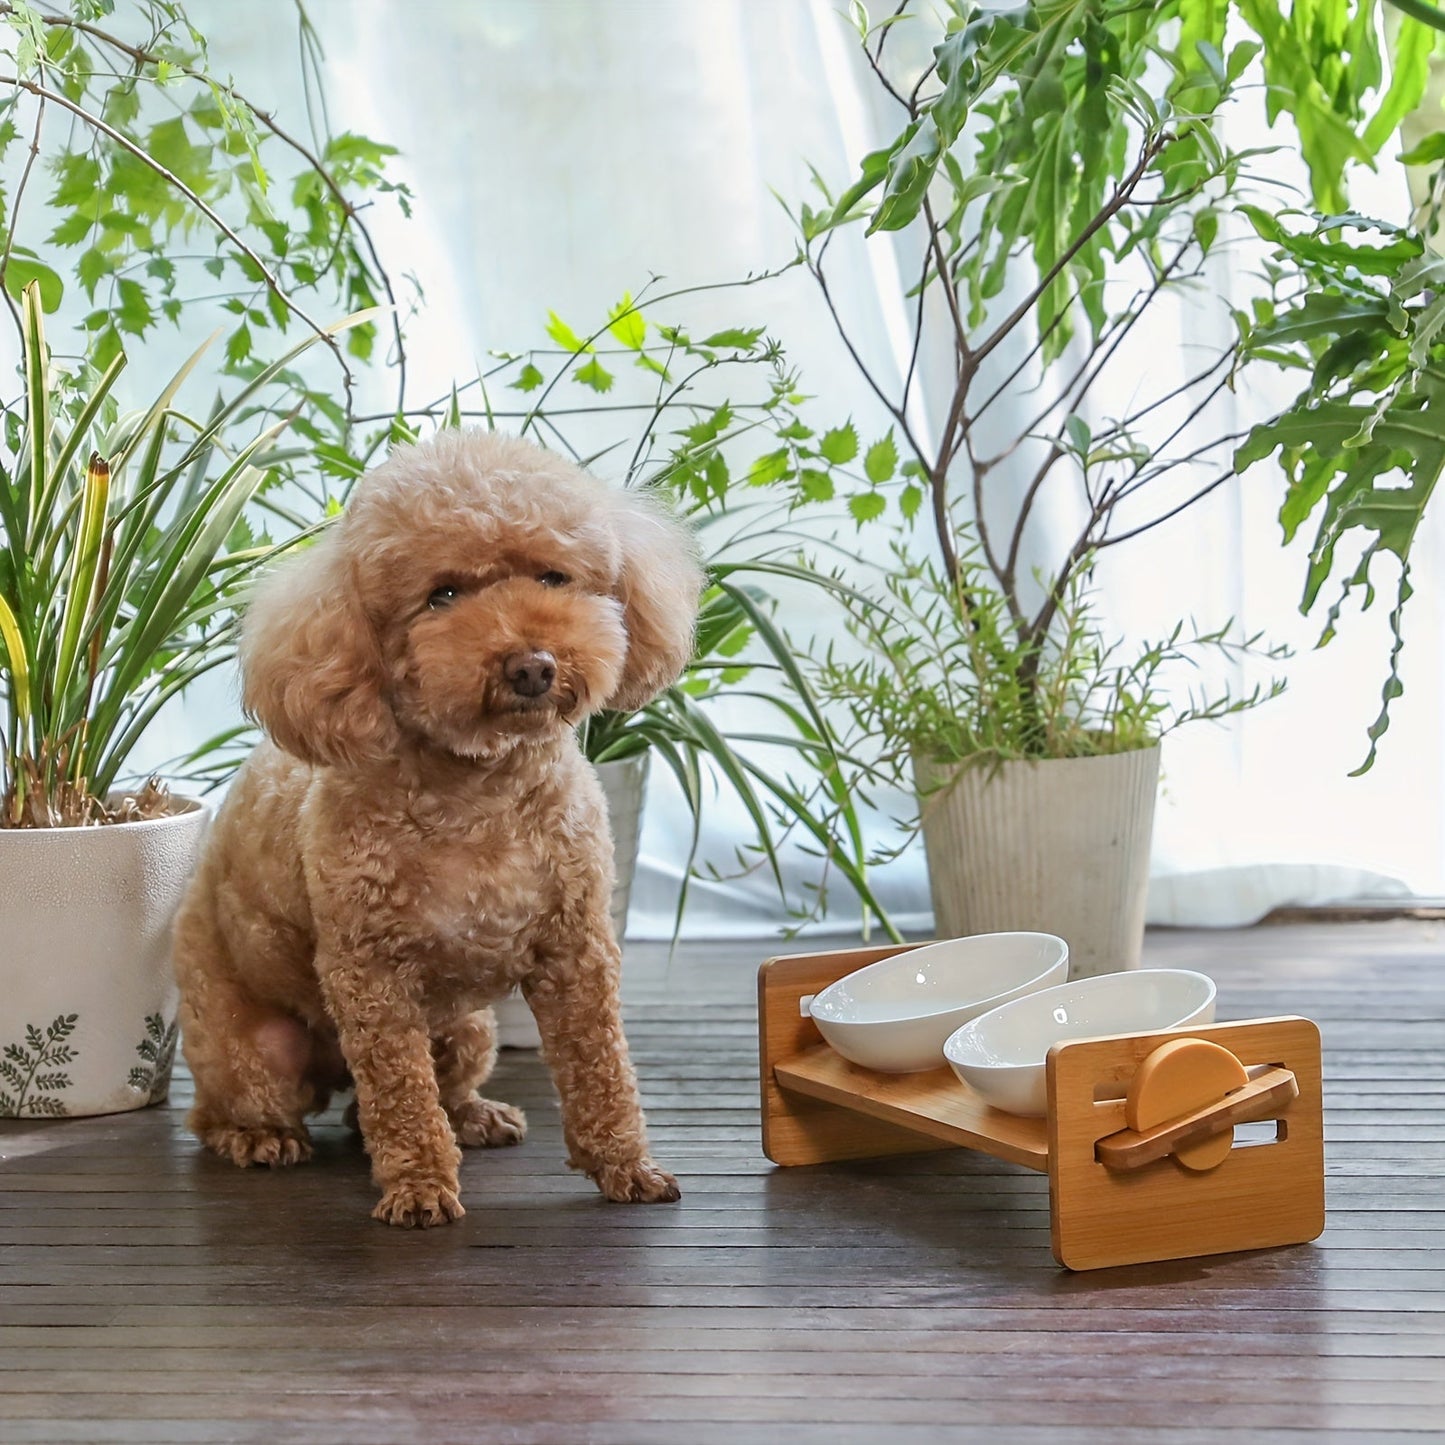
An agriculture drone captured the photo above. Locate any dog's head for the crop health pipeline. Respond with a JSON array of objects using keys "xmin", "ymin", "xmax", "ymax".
[{"xmin": 240, "ymin": 431, "xmax": 703, "ymax": 766}]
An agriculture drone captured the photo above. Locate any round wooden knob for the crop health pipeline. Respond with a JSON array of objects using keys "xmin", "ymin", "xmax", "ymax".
[{"xmin": 1126, "ymin": 1037, "xmax": 1249, "ymax": 1172}]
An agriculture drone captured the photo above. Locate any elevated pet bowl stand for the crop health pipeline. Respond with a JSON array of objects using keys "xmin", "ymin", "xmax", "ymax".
[{"xmin": 759, "ymin": 942, "xmax": 1326, "ymax": 1271}]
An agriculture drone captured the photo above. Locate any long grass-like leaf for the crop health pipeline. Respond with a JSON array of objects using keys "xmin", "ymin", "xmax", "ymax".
[
  {"xmin": 665, "ymin": 688, "xmax": 787, "ymax": 900},
  {"xmin": 20, "ymin": 283, "xmax": 48, "ymax": 543},
  {"xmin": 0, "ymin": 592, "xmax": 32, "ymax": 824},
  {"xmin": 50, "ymin": 454, "xmax": 111, "ymax": 737},
  {"xmin": 103, "ymin": 419, "xmax": 289, "ymax": 706},
  {"xmin": 45, "ymin": 351, "xmax": 126, "ymax": 517}
]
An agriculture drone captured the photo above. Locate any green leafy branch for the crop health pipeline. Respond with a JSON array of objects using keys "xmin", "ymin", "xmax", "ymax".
[{"xmin": 1234, "ymin": 210, "xmax": 1445, "ymax": 771}]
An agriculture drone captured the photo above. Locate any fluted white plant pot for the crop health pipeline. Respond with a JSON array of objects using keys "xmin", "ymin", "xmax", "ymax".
[
  {"xmin": 494, "ymin": 752, "xmax": 650, "ymax": 1048},
  {"xmin": 0, "ymin": 799, "xmax": 209, "ymax": 1118},
  {"xmin": 914, "ymin": 746, "xmax": 1161, "ymax": 980}
]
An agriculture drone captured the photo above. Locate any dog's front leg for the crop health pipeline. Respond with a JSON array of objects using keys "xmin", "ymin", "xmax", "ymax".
[
  {"xmin": 524, "ymin": 937, "xmax": 679, "ymax": 1204},
  {"xmin": 316, "ymin": 953, "xmax": 464, "ymax": 1227}
]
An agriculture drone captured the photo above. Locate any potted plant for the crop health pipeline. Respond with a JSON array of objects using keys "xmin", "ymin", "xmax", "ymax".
[
  {"xmin": 0, "ymin": 286, "xmax": 372, "ymax": 1116},
  {"xmin": 762, "ymin": 0, "xmax": 1428, "ymax": 975},
  {"xmin": 0, "ymin": 0, "xmax": 406, "ymax": 1116}
]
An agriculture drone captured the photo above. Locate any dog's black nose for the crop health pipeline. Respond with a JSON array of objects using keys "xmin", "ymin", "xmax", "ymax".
[{"xmin": 504, "ymin": 650, "xmax": 557, "ymax": 698}]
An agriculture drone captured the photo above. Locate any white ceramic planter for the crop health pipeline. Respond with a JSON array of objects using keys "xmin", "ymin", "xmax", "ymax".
[
  {"xmin": 914, "ymin": 746, "xmax": 1160, "ymax": 980},
  {"xmin": 494, "ymin": 752, "xmax": 650, "ymax": 1048},
  {"xmin": 0, "ymin": 799, "xmax": 209, "ymax": 1118}
]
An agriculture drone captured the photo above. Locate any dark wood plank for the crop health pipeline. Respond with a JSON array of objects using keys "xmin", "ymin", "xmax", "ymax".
[{"xmin": 1, "ymin": 920, "xmax": 1442, "ymax": 1440}]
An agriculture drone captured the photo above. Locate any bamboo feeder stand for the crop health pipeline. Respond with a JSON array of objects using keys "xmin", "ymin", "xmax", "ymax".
[{"xmin": 759, "ymin": 942, "xmax": 1326, "ymax": 1271}]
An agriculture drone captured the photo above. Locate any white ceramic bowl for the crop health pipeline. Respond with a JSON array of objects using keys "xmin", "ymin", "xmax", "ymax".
[
  {"xmin": 943, "ymin": 968, "xmax": 1218, "ymax": 1117},
  {"xmin": 802, "ymin": 933, "xmax": 1069, "ymax": 1073}
]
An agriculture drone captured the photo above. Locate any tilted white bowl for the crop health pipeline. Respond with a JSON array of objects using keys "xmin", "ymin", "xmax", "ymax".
[
  {"xmin": 802, "ymin": 933, "xmax": 1069, "ymax": 1074},
  {"xmin": 942, "ymin": 968, "xmax": 1218, "ymax": 1117}
]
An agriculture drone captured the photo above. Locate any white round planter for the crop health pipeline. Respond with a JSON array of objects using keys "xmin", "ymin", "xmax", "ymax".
[
  {"xmin": 0, "ymin": 799, "xmax": 210, "ymax": 1118},
  {"xmin": 913, "ymin": 746, "xmax": 1160, "ymax": 980},
  {"xmin": 494, "ymin": 752, "xmax": 649, "ymax": 1048}
]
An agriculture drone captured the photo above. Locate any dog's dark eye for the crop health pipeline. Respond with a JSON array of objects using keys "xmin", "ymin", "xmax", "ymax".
[
  {"xmin": 538, "ymin": 571, "xmax": 569, "ymax": 588},
  {"xmin": 427, "ymin": 585, "xmax": 460, "ymax": 610}
]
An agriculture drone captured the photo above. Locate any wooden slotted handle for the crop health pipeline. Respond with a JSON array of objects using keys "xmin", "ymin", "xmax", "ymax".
[{"xmin": 1095, "ymin": 1064, "xmax": 1300, "ymax": 1172}]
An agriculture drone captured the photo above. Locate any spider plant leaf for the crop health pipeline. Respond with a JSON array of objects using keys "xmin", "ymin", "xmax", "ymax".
[
  {"xmin": 713, "ymin": 577, "xmax": 867, "ymax": 864},
  {"xmin": 106, "ymin": 329, "xmax": 224, "ymax": 478},
  {"xmin": 666, "ymin": 688, "xmax": 786, "ymax": 899},
  {"xmin": 92, "ymin": 645, "xmax": 238, "ymax": 796},
  {"xmin": 164, "ymin": 308, "xmax": 385, "ymax": 476},
  {"xmin": 20, "ymin": 283, "xmax": 50, "ymax": 543},
  {"xmin": 0, "ymin": 591, "xmax": 32, "ymax": 735},
  {"xmin": 87, "ymin": 417, "xmax": 291, "ymax": 763},
  {"xmin": 0, "ymin": 591, "xmax": 32, "ymax": 824},
  {"xmin": 49, "ymin": 453, "xmax": 111, "ymax": 734},
  {"xmin": 45, "ymin": 351, "xmax": 127, "ymax": 519}
]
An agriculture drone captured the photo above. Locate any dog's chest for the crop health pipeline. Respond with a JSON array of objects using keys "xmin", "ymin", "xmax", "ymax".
[{"xmin": 411, "ymin": 823, "xmax": 556, "ymax": 959}]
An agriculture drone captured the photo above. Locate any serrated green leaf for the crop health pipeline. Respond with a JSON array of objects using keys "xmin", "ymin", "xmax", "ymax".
[
  {"xmin": 607, "ymin": 293, "xmax": 646, "ymax": 350},
  {"xmin": 115, "ymin": 278, "xmax": 152, "ymax": 336},
  {"xmin": 225, "ymin": 323, "xmax": 252, "ymax": 365},
  {"xmin": 545, "ymin": 311, "xmax": 590, "ymax": 353},
  {"xmin": 864, "ymin": 431, "xmax": 898, "ymax": 483},
  {"xmin": 510, "ymin": 362, "xmax": 544, "ymax": 392},
  {"xmin": 799, "ymin": 467, "xmax": 834, "ymax": 503},
  {"xmin": 700, "ymin": 326, "xmax": 765, "ymax": 350},
  {"xmin": 748, "ymin": 449, "xmax": 791, "ymax": 486},
  {"xmin": 574, "ymin": 357, "xmax": 614, "ymax": 393},
  {"xmin": 849, "ymin": 492, "xmax": 887, "ymax": 525},
  {"xmin": 819, "ymin": 423, "xmax": 859, "ymax": 465}
]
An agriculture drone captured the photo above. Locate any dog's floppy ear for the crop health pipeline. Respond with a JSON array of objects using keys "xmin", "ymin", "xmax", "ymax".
[
  {"xmin": 240, "ymin": 529, "xmax": 399, "ymax": 767},
  {"xmin": 604, "ymin": 488, "xmax": 704, "ymax": 712}
]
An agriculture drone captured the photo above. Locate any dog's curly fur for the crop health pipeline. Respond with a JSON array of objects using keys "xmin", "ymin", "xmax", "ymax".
[{"xmin": 173, "ymin": 430, "xmax": 701, "ymax": 1227}]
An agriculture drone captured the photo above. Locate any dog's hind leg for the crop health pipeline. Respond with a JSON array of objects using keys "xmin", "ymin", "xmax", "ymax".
[
  {"xmin": 175, "ymin": 902, "xmax": 316, "ymax": 1168},
  {"xmin": 433, "ymin": 1009, "xmax": 526, "ymax": 1148}
]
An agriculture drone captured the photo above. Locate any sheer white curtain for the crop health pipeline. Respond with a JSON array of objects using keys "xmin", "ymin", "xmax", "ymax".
[{"xmin": 157, "ymin": 0, "xmax": 1439, "ymax": 935}]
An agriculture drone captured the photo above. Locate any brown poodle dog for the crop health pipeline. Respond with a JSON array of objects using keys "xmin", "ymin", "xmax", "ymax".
[{"xmin": 173, "ymin": 429, "xmax": 701, "ymax": 1227}]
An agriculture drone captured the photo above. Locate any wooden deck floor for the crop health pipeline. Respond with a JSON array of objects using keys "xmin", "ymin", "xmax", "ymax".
[{"xmin": 1, "ymin": 921, "xmax": 1442, "ymax": 1443}]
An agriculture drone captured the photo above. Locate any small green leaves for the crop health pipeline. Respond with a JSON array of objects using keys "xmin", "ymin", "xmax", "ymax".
[{"xmin": 510, "ymin": 362, "xmax": 544, "ymax": 392}]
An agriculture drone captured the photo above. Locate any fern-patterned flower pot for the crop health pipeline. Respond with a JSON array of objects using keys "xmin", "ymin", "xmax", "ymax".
[{"xmin": 0, "ymin": 799, "xmax": 209, "ymax": 1118}]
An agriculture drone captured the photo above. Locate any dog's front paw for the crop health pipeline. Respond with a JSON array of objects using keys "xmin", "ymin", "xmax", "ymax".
[
  {"xmin": 372, "ymin": 1180, "xmax": 465, "ymax": 1228},
  {"xmin": 200, "ymin": 1123, "xmax": 313, "ymax": 1169},
  {"xmin": 591, "ymin": 1157, "xmax": 681, "ymax": 1204},
  {"xmin": 450, "ymin": 1096, "xmax": 527, "ymax": 1148}
]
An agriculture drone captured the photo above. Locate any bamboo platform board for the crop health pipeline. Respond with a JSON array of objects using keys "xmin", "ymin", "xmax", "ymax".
[
  {"xmin": 1, "ymin": 921, "xmax": 1442, "ymax": 1442},
  {"xmin": 760, "ymin": 946, "xmax": 1326, "ymax": 1270}
]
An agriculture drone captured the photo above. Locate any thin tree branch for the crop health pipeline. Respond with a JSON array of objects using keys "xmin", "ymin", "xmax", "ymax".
[
  {"xmin": 971, "ymin": 134, "xmax": 1166, "ymax": 369},
  {"xmin": 806, "ymin": 250, "xmax": 929, "ymax": 470},
  {"xmin": 1099, "ymin": 465, "xmax": 1237, "ymax": 547}
]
